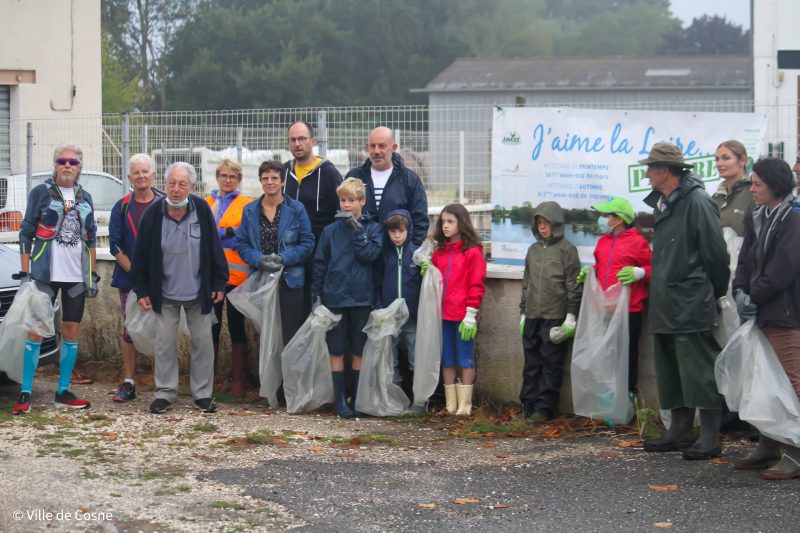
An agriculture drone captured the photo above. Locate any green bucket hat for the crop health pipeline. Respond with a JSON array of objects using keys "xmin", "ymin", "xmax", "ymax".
[
  {"xmin": 593, "ymin": 197, "xmax": 635, "ymax": 224},
  {"xmin": 638, "ymin": 141, "xmax": 694, "ymax": 169}
]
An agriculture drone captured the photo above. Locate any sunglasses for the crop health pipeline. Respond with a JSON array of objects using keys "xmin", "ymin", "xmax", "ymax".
[{"xmin": 56, "ymin": 158, "xmax": 81, "ymax": 166}]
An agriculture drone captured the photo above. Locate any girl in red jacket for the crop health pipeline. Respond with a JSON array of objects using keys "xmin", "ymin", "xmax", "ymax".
[
  {"xmin": 422, "ymin": 203, "xmax": 487, "ymax": 416},
  {"xmin": 577, "ymin": 197, "xmax": 652, "ymax": 393}
]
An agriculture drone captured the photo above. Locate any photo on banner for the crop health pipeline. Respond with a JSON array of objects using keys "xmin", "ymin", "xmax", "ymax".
[{"xmin": 490, "ymin": 107, "xmax": 768, "ymax": 265}]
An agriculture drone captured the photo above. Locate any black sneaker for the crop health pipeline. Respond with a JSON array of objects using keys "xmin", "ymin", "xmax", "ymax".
[
  {"xmin": 194, "ymin": 398, "xmax": 217, "ymax": 413},
  {"xmin": 149, "ymin": 398, "xmax": 171, "ymax": 414},
  {"xmin": 113, "ymin": 382, "xmax": 136, "ymax": 402},
  {"xmin": 13, "ymin": 392, "xmax": 32, "ymax": 415},
  {"xmin": 54, "ymin": 390, "xmax": 91, "ymax": 410}
]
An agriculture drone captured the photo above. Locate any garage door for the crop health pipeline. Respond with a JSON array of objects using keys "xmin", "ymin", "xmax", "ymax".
[{"xmin": 0, "ymin": 86, "xmax": 9, "ymax": 174}]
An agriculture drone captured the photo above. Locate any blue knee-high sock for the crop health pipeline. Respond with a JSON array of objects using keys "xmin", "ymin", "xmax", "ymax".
[
  {"xmin": 58, "ymin": 340, "xmax": 79, "ymax": 394},
  {"xmin": 21, "ymin": 339, "xmax": 41, "ymax": 393}
]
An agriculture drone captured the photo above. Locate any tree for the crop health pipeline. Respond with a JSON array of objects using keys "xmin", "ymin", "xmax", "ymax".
[
  {"xmin": 659, "ymin": 15, "xmax": 750, "ymax": 55},
  {"xmin": 101, "ymin": 39, "xmax": 142, "ymax": 113},
  {"xmin": 101, "ymin": 0, "xmax": 197, "ymax": 110}
]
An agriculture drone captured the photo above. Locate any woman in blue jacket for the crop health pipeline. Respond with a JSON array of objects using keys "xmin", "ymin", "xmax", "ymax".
[{"xmin": 235, "ymin": 160, "xmax": 315, "ymax": 345}]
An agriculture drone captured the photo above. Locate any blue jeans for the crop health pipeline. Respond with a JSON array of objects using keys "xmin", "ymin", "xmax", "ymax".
[{"xmin": 392, "ymin": 320, "xmax": 417, "ymax": 383}]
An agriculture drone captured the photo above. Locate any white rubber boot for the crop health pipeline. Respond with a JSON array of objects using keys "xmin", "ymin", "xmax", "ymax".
[
  {"xmin": 455, "ymin": 384, "xmax": 473, "ymax": 416},
  {"xmin": 444, "ymin": 384, "xmax": 457, "ymax": 415}
]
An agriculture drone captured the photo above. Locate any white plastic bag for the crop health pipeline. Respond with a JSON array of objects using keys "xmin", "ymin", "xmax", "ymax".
[
  {"xmin": 282, "ymin": 305, "xmax": 341, "ymax": 413},
  {"xmin": 411, "ymin": 239, "xmax": 442, "ymax": 406},
  {"xmin": 714, "ymin": 227, "xmax": 744, "ymax": 346},
  {"xmin": 0, "ymin": 282, "xmax": 57, "ymax": 382},
  {"xmin": 355, "ymin": 298, "xmax": 411, "ymax": 416},
  {"xmin": 571, "ymin": 273, "xmax": 633, "ymax": 424},
  {"xmin": 715, "ymin": 319, "xmax": 800, "ymax": 446},
  {"xmin": 125, "ymin": 290, "xmax": 158, "ymax": 355},
  {"xmin": 229, "ymin": 270, "xmax": 284, "ymax": 407},
  {"xmin": 125, "ymin": 291, "xmax": 213, "ymax": 355}
]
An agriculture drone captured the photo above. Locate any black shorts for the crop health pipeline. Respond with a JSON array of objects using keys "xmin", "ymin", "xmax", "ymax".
[
  {"xmin": 36, "ymin": 280, "xmax": 85, "ymax": 323},
  {"xmin": 326, "ymin": 306, "xmax": 371, "ymax": 356}
]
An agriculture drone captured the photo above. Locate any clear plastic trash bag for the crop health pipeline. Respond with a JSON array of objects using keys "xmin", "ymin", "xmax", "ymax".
[
  {"xmin": 715, "ymin": 319, "xmax": 800, "ymax": 446},
  {"xmin": 228, "ymin": 270, "xmax": 284, "ymax": 407},
  {"xmin": 125, "ymin": 291, "xmax": 214, "ymax": 356},
  {"xmin": 125, "ymin": 290, "xmax": 158, "ymax": 355},
  {"xmin": 282, "ymin": 305, "xmax": 341, "ymax": 414},
  {"xmin": 411, "ymin": 239, "xmax": 442, "ymax": 406},
  {"xmin": 570, "ymin": 272, "xmax": 633, "ymax": 424},
  {"xmin": 714, "ymin": 227, "xmax": 744, "ymax": 347},
  {"xmin": 0, "ymin": 281, "xmax": 57, "ymax": 382},
  {"xmin": 355, "ymin": 298, "xmax": 411, "ymax": 416}
]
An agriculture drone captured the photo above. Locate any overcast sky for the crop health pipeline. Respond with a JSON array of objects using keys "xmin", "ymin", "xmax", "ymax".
[{"xmin": 670, "ymin": 0, "xmax": 750, "ymax": 29}]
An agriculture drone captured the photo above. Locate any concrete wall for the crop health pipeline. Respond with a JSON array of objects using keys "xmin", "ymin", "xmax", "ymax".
[
  {"xmin": 0, "ymin": 0, "xmax": 103, "ymax": 171},
  {"xmin": 753, "ymin": 0, "xmax": 800, "ymax": 161},
  {"xmin": 82, "ymin": 256, "xmax": 660, "ymax": 411}
]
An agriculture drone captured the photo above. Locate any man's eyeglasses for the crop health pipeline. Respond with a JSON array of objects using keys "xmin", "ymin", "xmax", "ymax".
[
  {"xmin": 218, "ymin": 174, "xmax": 240, "ymax": 181},
  {"xmin": 56, "ymin": 158, "xmax": 81, "ymax": 166},
  {"xmin": 289, "ymin": 136, "xmax": 310, "ymax": 144}
]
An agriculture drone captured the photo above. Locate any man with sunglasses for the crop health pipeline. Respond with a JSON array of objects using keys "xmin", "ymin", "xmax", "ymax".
[{"xmin": 13, "ymin": 144, "xmax": 99, "ymax": 414}]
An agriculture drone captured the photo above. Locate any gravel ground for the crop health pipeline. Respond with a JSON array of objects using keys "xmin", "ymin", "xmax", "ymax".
[{"xmin": 1, "ymin": 371, "xmax": 798, "ymax": 533}]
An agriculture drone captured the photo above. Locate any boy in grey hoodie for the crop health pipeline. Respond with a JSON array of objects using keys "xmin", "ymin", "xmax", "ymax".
[{"xmin": 518, "ymin": 201, "xmax": 582, "ymax": 423}]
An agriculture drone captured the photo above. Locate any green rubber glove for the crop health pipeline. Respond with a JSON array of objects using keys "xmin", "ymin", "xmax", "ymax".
[
  {"xmin": 420, "ymin": 260, "xmax": 430, "ymax": 277},
  {"xmin": 519, "ymin": 315, "xmax": 525, "ymax": 337},
  {"xmin": 616, "ymin": 266, "xmax": 646, "ymax": 285},
  {"xmin": 562, "ymin": 313, "xmax": 577, "ymax": 339},
  {"xmin": 459, "ymin": 307, "xmax": 478, "ymax": 341},
  {"xmin": 576, "ymin": 265, "xmax": 592, "ymax": 284}
]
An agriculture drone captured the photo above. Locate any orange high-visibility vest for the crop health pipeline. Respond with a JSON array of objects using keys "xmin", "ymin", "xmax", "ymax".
[{"xmin": 206, "ymin": 193, "xmax": 253, "ymax": 286}]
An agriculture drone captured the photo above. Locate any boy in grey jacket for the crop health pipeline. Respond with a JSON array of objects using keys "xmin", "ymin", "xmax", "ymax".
[{"xmin": 518, "ymin": 201, "xmax": 582, "ymax": 423}]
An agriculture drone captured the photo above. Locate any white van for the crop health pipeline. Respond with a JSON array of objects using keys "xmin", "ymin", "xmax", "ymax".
[{"xmin": 0, "ymin": 170, "xmax": 124, "ymax": 230}]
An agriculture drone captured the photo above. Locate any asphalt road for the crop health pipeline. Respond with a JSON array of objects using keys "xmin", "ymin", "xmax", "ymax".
[{"xmin": 206, "ymin": 436, "xmax": 800, "ymax": 532}]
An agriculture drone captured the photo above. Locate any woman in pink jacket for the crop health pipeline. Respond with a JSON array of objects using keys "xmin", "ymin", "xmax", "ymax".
[{"xmin": 422, "ymin": 203, "xmax": 487, "ymax": 417}]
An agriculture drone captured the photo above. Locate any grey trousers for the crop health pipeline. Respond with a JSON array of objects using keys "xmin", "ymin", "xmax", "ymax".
[{"xmin": 154, "ymin": 299, "xmax": 214, "ymax": 402}]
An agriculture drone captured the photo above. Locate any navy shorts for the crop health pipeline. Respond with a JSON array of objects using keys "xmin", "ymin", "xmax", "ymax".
[
  {"xmin": 326, "ymin": 306, "xmax": 371, "ymax": 356},
  {"xmin": 441, "ymin": 319, "xmax": 475, "ymax": 368}
]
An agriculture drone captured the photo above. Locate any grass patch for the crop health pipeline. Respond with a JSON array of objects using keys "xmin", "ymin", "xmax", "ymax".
[
  {"xmin": 177, "ymin": 484, "xmax": 191, "ymax": 493},
  {"xmin": 64, "ymin": 448, "xmax": 87, "ymax": 458},
  {"xmin": 110, "ymin": 492, "xmax": 121, "ymax": 497},
  {"xmin": 141, "ymin": 471, "xmax": 162, "ymax": 481},
  {"xmin": 194, "ymin": 422, "xmax": 218, "ymax": 432},
  {"xmin": 245, "ymin": 429, "xmax": 279, "ymax": 445},
  {"xmin": 210, "ymin": 500, "xmax": 246, "ymax": 511},
  {"xmin": 142, "ymin": 428, "xmax": 175, "ymax": 439},
  {"xmin": 81, "ymin": 470, "xmax": 99, "ymax": 479},
  {"xmin": 155, "ymin": 487, "xmax": 177, "ymax": 496},
  {"xmin": 450, "ymin": 415, "xmax": 528, "ymax": 439},
  {"xmin": 86, "ymin": 413, "xmax": 113, "ymax": 421},
  {"xmin": 325, "ymin": 432, "xmax": 397, "ymax": 447}
]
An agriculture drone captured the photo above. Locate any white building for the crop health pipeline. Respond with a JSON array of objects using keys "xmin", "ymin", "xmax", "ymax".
[
  {"xmin": 0, "ymin": 0, "xmax": 102, "ymax": 174},
  {"xmin": 753, "ymin": 0, "xmax": 800, "ymax": 162}
]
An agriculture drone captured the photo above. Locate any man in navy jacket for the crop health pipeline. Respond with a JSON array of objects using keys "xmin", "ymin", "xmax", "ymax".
[{"xmin": 346, "ymin": 126, "xmax": 429, "ymax": 246}]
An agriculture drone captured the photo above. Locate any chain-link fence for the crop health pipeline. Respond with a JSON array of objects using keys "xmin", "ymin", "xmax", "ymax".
[{"xmin": 3, "ymin": 101, "xmax": 797, "ymax": 237}]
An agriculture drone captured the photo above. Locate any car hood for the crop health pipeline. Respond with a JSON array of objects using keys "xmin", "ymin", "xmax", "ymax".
[{"xmin": 0, "ymin": 245, "xmax": 21, "ymax": 289}]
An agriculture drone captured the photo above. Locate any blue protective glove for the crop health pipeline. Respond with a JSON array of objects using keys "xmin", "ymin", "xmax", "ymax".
[
  {"xmin": 734, "ymin": 289, "xmax": 757, "ymax": 320},
  {"xmin": 459, "ymin": 307, "xmax": 478, "ymax": 341}
]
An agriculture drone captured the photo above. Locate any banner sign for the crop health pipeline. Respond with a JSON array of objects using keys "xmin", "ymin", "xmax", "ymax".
[{"xmin": 491, "ymin": 107, "xmax": 768, "ymax": 264}]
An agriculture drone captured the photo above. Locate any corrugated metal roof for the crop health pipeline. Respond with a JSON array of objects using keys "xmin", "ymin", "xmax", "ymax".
[{"xmin": 419, "ymin": 56, "xmax": 752, "ymax": 92}]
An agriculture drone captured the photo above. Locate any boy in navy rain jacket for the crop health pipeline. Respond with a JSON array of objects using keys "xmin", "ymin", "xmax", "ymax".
[
  {"xmin": 377, "ymin": 209, "xmax": 422, "ymax": 403},
  {"xmin": 313, "ymin": 177, "xmax": 383, "ymax": 418}
]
